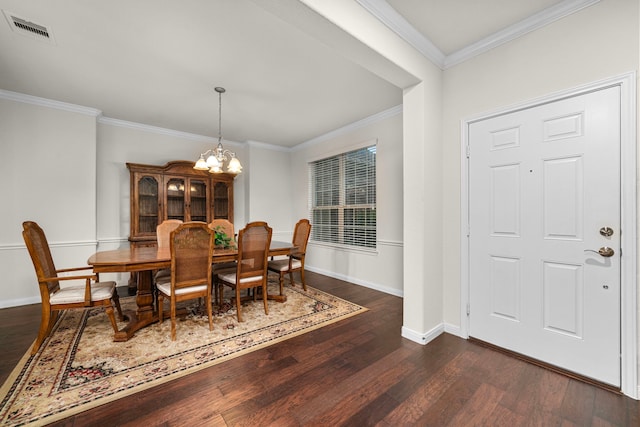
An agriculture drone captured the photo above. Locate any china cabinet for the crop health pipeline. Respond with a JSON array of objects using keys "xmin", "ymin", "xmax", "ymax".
[{"xmin": 127, "ymin": 161, "xmax": 235, "ymax": 247}]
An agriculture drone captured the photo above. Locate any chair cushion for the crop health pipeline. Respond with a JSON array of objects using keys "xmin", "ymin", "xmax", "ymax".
[
  {"xmin": 154, "ymin": 268, "xmax": 171, "ymax": 281},
  {"xmin": 155, "ymin": 274, "xmax": 171, "ymax": 286},
  {"xmin": 268, "ymin": 258, "xmax": 302, "ymax": 272},
  {"xmin": 217, "ymin": 272, "xmax": 263, "ymax": 285},
  {"xmin": 156, "ymin": 282, "xmax": 208, "ymax": 296},
  {"xmin": 50, "ymin": 281, "xmax": 116, "ymax": 305}
]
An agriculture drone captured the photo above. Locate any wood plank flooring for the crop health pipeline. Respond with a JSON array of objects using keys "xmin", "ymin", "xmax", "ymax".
[{"xmin": 1, "ymin": 271, "xmax": 638, "ymax": 426}]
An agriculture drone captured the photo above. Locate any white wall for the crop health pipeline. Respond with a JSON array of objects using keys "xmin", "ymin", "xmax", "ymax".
[
  {"xmin": 290, "ymin": 111, "xmax": 404, "ymax": 296},
  {"xmin": 0, "ymin": 95, "xmax": 99, "ymax": 307}
]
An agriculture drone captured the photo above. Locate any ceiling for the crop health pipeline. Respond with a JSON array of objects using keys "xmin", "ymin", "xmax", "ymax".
[{"xmin": 0, "ymin": 0, "xmax": 595, "ymax": 148}]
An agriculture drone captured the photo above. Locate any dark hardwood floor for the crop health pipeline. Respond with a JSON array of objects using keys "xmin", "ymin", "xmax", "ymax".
[{"xmin": 1, "ymin": 271, "xmax": 639, "ymax": 426}]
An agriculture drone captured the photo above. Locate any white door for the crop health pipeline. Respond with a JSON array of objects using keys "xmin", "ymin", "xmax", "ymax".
[{"xmin": 468, "ymin": 86, "xmax": 621, "ymax": 386}]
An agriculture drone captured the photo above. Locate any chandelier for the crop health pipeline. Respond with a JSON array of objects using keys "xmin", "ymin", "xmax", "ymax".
[{"xmin": 194, "ymin": 87, "xmax": 242, "ymax": 174}]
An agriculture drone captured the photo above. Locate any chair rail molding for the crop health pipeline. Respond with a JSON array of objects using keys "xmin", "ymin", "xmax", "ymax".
[{"xmin": 0, "ymin": 240, "xmax": 98, "ymax": 251}]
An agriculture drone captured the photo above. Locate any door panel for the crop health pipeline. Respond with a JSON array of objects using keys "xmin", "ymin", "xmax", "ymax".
[{"xmin": 469, "ymin": 86, "xmax": 621, "ymax": 386}]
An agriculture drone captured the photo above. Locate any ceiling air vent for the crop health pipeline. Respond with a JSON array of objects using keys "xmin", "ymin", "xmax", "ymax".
[{"xmin": 3, "ymin": 10, "xmax": 55, "ymax": 44}]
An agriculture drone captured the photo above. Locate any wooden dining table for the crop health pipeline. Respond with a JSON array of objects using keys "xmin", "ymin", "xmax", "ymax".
[{"xmin": 88, "ymin": 241, "xmax": 295, "ymax": 341}]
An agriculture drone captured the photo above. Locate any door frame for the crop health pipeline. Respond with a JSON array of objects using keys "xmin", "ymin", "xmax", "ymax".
[{"xmin": 460, "ymin": 72, "xmax": 638, "ymax": 398}]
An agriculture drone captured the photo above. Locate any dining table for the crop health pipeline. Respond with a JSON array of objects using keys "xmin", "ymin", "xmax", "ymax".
[{"xmin": 88, "ymin": 241, "xmax": 295, "ymax": 341}]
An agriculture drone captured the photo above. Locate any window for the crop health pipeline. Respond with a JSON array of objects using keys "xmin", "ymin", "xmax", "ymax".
[{"xmin": 309, "ymin": 145, "xmax": 376, "ymax": 249}]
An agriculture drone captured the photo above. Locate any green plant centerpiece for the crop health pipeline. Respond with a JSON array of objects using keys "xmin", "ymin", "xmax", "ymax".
[{"xmin": 213, "ymin": 226, "xmax": 236, "ymax": 249}]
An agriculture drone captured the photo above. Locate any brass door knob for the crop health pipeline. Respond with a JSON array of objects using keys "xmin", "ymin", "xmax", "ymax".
[{"xmin": 598, "ymin": 247, "xmax": 615, "ymax": 257}]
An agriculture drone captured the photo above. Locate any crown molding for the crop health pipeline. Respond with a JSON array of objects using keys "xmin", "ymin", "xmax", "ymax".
[
  {"xmin": 355, "ymin": 0, "xmax": 445, "ymax": 66},
  {"xmin": 293, "ymin": 104, "xmax": 402, "ymax": 152},
  {"xmin": 247, "ymin": 140, "xmax": 292, "ymax": 152},
  {"xmin": 358, "ymin": 0, "xmax": 600, "ymax": 70},
  {"xmin": 444, "ymin": 0, "xmax": 601, "ymax": 69},
  {"xmin": 0, "ymin": 88, "xmax": 101, "ymax": 116},
  {"xmin": 98, "ymin": 116, "xmax": 243, "ymax": 148}
]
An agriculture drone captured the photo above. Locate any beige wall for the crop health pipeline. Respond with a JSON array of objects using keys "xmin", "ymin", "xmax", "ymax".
[
  {"xmin": 440, "ymin": 0, "xmax": 639, "ymax": 395},
  {"xmin": 1, "ymin": 0, "xmax": 638, "ymax": 396},
  {"xmin": 96, "ymin": 120, "xmax": 248, "ymax": 246},
  {"xmin": 0, "ymin": 96, "xmax": 99, "ymax": 306},
  {"xmin": 290, "ymin": 111, "xmax": 404, "ymax": 295},
  {"xmin": 441, "ymin": 0, "xmax": 639, "ymax": 329},
  {"xmin": 244, "ymin": 142, "xmax": 292, "ymax": 241}
]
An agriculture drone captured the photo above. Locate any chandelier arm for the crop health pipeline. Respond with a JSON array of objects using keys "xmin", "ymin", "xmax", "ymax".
[{"xmin": 193, "ymin": 86, "xmax": 241, "ymax": 174}]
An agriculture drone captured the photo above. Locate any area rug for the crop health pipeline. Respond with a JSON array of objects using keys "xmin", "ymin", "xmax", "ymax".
[{"xmin": 0, "ymin": 279, "xmax": 366, "ymax": 426}]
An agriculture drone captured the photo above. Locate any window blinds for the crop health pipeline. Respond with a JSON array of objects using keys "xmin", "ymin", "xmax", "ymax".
[{"xmin": 309, "ymin": 145, "xmax": 376, "ymax": 249}]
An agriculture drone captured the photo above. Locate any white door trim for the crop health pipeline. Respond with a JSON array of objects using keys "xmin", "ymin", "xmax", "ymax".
[{"xmin": 460, "ymin": 72, "xmax": 637, "ymax": 398}]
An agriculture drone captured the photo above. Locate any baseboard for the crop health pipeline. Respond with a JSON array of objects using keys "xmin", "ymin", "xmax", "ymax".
[
  {"xmin": 0, "ymin": 296, "xmax": 40, "ymax": 309},
  {"xmin": 444, "ymin": 322, "xmax": 463, "ymax": 338},
  {"xmin": 401, "ymin": 323, "xmax": 444, "ymax": 345},
  {"xmin": 304, "ymin": 265, "xmax": 403, "ymax": 297}
]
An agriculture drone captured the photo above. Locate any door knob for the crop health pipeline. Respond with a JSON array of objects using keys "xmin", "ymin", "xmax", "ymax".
[
  {"xmin": 599, "ymin": 227, "xmax": 614, "ymax": 237},
  {"xmin": 585, "ymin": 247, "xmax": 615, "ymax": 257},
  {"xmin": 598, "ymin": 247, "xmax": 615, "ymax": 257}
]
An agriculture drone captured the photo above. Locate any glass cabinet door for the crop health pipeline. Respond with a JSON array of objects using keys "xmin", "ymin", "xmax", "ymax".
[
  {"xmin": 137, "ymin": 175, "xmax": 159, "ymax": 234},
  {"xmin": 189, "ymin": 179, "xmax": 208, "ymax": 222},
  {"xmin": 166, "ymin": 178, "xmax": 185, "ymax": 221},
  {"xmin": 213, "ymin": 181, "xmax": 230, "ymax": 219}
]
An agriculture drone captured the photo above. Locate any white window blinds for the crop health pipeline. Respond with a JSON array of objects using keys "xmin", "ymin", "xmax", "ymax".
[{"xmin": 309, "ymin": 145, "xmax": 376, "ymax": 249}]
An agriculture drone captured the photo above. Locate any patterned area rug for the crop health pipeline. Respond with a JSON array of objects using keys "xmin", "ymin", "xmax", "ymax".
[{"xmin": 0, "ymin": 279, "xmax": 366, "ymax": 426}]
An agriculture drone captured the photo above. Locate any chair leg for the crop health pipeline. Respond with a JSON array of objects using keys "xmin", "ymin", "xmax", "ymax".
[
  {"xmin": 170, "ymin": 299, "xmax": 177, "ymax": 341},
  {"xmin": 300, "ymin": 268, "xmax": 307, "ymax": 291},
  {"xmin": 262, "ymin": 282, "xmax": 269, "ymax": 315},
  {"xmin": 158, "ymin": 294, "xmax": 164, "ymax": 324},
  {"xmin": 111, "ymin": 289, "xmax": 124, "ymax": 321},
  {"xmin": 213, "ymin": 275, "xmax": 219, "ymax": 305},
  {"xmin": 218, "ymin": 282, "xmax": 224, "ymax": 307},
  {"xmin": 279, "ymin": 271, "xmax": 285, "ymax": 295},
  {"xmin": 105, "ymin": 305, "xmax": 119, "ymax": 334},
  {"xmin": 235, "ymin": 286, "xmax": 243, "ymax": 322},
  {"xmin": 288, "ymin": 270, "xmax": 295, "ymax": 288},
  {"xmin": 206, "ymin": 294, "xmax": 213, "ymax": 331},
  {"xmin": 32, "ymin": 305, "xmax": 54, "ymax": 355}
]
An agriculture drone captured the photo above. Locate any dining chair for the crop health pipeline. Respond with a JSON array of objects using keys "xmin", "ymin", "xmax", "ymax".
[
  {"xmin": 216, "ymin": 221, "xmax": 272, "ymax": 322},
  {"xmin": 22, "ymin": 221, "xmax": 124, "ymax": 355},
  {"xmin": 154, "ymin": 219, "xmax": 183, "ymax": 285},
  {"xmin": 208, "ymin": 219, "xmax": 235, "ymax": 244},
  {"xmin": 268, "ymin": 218, "xmax": 311, "ymax": 294},
  {"xmin": 208, "ymin": 219, "xmax": 237, "ymax": 302},
  {"xmin": 156, "ymin": 222, "xmax": 215, "ymax": 340}
]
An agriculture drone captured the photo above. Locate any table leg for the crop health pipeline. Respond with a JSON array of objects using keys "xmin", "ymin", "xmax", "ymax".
[
  {"xmin": 114, "ymin": 270, "xmax": 158, "ymax": 341},
  {"xmin": 267, "ymin": 293, "xmax": 287, "ymax": 302}
]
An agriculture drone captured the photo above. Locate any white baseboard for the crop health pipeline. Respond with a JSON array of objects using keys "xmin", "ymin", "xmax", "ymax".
[
  {"xmin": 444, "ymin": 322, "xmax": 464, "ymax": 338},
  {"xmin": 304, "ymin": 265, "xmax": 403, "ymax": 297},
  {"xmin": 0, "ymin": 296, "xmax": 40, "ymax": 309},
  {"xmin": 401, "ymin": 323, "xmax": 444, "ymax": 345}
]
